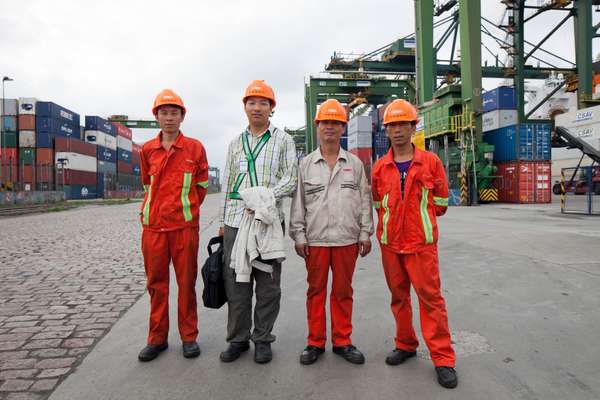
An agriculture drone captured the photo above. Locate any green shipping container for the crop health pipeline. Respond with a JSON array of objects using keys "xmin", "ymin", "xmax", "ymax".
[
  {"xmin": 1, "ymin": 131, "xmax": 17, "ymax": 148},
  {"xmin": 19, "ymin": 148, "xmax": 36, "ymax": 165}
]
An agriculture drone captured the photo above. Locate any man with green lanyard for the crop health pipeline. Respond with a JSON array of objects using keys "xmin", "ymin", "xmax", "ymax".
[{"xmin": 218, "ymin": 80, "xmax": 298, "ymax": 364}]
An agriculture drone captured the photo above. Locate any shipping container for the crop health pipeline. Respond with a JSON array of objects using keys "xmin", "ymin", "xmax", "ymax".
[
  {"xmin": 114, "ymin": 122, "xmax": 132, "ymax": 140},
  {"xmin": 482, "ymin": 109, "xmax": 518, "ymax": 132},
  {"xmin": 131, "ymin": 150, "xmax": 141, "ymax": 164},
  {"xmin": 348, "ymin": 116, "xmax": 372, "ymax": 133},
  {"xmin": 97, "ymin": 173, "xmax": 105, "ymax": 198},
  {"xmin": 57, "ymin": 169, "xmax": 97, "ymax": 185},
  {"xmin": 117, "ymin": 135, "xmax": 132, "ymax": 152},
  {"xmin": 350, "ymin": 148, "xmax": 373, "ymax": 184},
  {"xmin": 117, "ymin": 148, "xmax": 132, "ymax": 163},
  {"xmin": 483, "ymin": 86, "xmax": 516, "ymax": 112},
  {"xmin": 36, "ymin": 102, "xmax": 80, "ymax": 126},
  {"xmin": 36, "ymin": 148, "xmax": 54, "ymax": 165},
  {"xmin": 132, "ymin": 142, "xmax": 142, "ymax": 154},
  {"xmin": 54, "ymin": 137, "xmax": 96, "ymax": 157},
  {"xmin": 35, "ymin": 132, "xmax": 54, "ymax": 148},
  {"xmin": 19, "ymin": 148, "xmax": 36, "ymax": 165},
  {"xmin": 18, "ymin": 114, "xmax": 35, "ymax": 130},
  {"xmin": 0, "ymin": 162, "xmax": 18, "ymax": 183},
  {"xmin": 2, "ymin": 116, "xmax": 17, "ymax": 132},
  {"xmin": 0, "ymin": 98, "xmax": 18, "ymax": 116},
  {"xmin": 97, "ymin": 160, "xmax": 117, "ymax": 174},
  {"xmin": 0, "ymin": 148, "xmax": 18, "ymax": 164},
  {"xmin": 96, "ymin": 146, "xmax": 117, "ymax": 163},
  {"xmin": 132, "ymin": 164, "xmax": 141, "ymax": 175},
  {"xmin": 36, "ymin": 117, "xmax": 79, "ymax": 137},
  {"xmin": 18, "ymin": 98, "xmax": 37, "ymax": 115},
  {"xmin": 104, "ymin": 133, "xmax": 117, "ymax": 151},
  {"xmin": 340, "ymin": 136, "xmax": 348, "ymax": 151},
  {"xmin": 63, "ymin": 184, "xmax": 97, "ymax": 200},
  {"xmin": 36, "ymin": 164, "xmax": 54, "ymax": 183},
  {"xmin": 20, "ymin": 165, "xmax": 35, "ymax": 183},
  {"xmin": 483, "ymin": 123, "xmax": 551, "ymax": 162},
  {"xmin": 494, "ymin": 161, "xmax": 551, "ymax": 203},
  {"xmin": 85, "ymin": 116, "xmax": 116, "ymax": 136},
  {"xmin": 19, "ymin": 131, "xmax": 36, "ymax": 148},
  {"xmin": 55, "ymin": 152, "xmax": 97, "ymax": 173},
  {"xmin": 1, "ymin": 131, "xmax": 18, "ymax": 148},
  {"xmin": 117, "ymin": 160, "xmax": 132, "ymax": 174}
]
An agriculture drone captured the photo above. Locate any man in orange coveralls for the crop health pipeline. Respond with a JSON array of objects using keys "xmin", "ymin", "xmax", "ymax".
[
  {"xmin": 371, "ymin": 99, "xmax": 457, "ymax": 388},
  {"xmin": 138, "ymin": 89, "xmax": 209, "ymax": 362}
]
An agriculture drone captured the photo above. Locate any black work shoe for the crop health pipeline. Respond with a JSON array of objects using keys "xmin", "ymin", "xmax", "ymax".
[
  {"xmin": 219, "ymin": 342, "xmax": 250, "ymax": 363},
  {"xmin": 299, "ymin": 345, "xmax": 325, "ymax": 365},
  {"xmin": 435, "ymin": 366, "xmax": 458, "ymax": 389},
  {"xmin": 254, "ymin": 342, "xmax": 272, "ymax": 364},
  {"xmin": 138, "ymin": 343, "xmax": 168, "ymax": 362},
  {"xmin": 332, "ymin": 345, "xmax": 365, "ymax": 365},
  {"xmin": 385, "ymin": 348, "xmax": 417, "ymax": 365},
  {"xmin": 182, "ymin": 341, "xmax": 201, "ymax": 358}
]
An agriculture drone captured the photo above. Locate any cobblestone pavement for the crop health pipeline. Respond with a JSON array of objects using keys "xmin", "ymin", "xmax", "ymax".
[{"xmin": 0, "ymin": 197, "xmax": 219, "ymax": 400}]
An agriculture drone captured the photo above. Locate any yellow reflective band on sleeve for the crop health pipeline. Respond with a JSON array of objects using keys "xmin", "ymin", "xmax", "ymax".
[
  {"xmin": 420, "ymin": 188, "xmax": 434, "ymax": 244},
  {"xmin": 142, "ymin": 177, "xmax": 153, "ymax": 225},
  {"xmin": 433, "ymin": 196, "xmax": 448, "ymax": 206},
  {"xmin": 181, "ymin": 172, "xmax": 193, "ymax": 222},
  {"xmin": 196, "ymin": 181, "xmax": 209, "ymax": 188},
  {"xmin": 373, "ymin": 201, "xmax": 381, "ymax": 209},
  {"xmin": 381, "ymin": 194, "xmax": 390, "ymax": 245}
]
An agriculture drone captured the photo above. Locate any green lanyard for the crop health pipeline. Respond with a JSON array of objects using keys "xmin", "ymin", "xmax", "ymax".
[{"xmin": 228, "ymin": 130, "xmax": 272, "ymax": 200}]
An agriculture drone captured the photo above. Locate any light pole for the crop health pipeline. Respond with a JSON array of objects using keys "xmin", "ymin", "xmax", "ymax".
[{"xmin": 1, "ymin": 76, "xmax": 14, "ymax": 189}]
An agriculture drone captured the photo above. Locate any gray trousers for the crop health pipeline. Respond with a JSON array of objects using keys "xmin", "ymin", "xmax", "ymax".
[{"xmin": 223, "ymin": 225, "xmax": 282, "ymax": 344}]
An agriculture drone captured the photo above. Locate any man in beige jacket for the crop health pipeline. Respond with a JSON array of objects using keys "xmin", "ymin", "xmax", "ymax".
[{"xmin": 290, "ymin": 99, "xmax": 373, "ymax": 366}]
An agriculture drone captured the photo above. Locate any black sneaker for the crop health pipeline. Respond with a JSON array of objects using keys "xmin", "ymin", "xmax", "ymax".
[
  {"xmin": 254, "ymin": 342, "xmax": 272, "ymax": 364},
  {"xmin": 138, "ymin": 343, "xmax": 168, "ymax": 362},
  {"xmin": 435, "ymin": 366, "xmax": 458, "ymax": 389},
  {"xmin": 332, "ymin": 345, "xmax": 365, "ymax": 365},
  {"xmin": 299, "ymin": 345, "xmax": 325, "ymax": 365},
  {"xmin": 219, "ymin": 342, "xmax": 250, "ymax": 363},
  {"xmin": 385, "ymin": 348, "xmax": 417, "ymax": 365},
  {"xmin": 182, "ymin": 341, "xmax": 201, "ymax": 358}
]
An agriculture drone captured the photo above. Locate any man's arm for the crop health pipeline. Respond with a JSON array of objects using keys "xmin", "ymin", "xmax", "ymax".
[
  {"xmin": 289, "ymin": 163, "xmax": 309, "ymax": 258},
  {"xmin": 432, "ymin": 157, "xmax": 449, "ymax": 216},
  {"xmin": 272, "ymin": 134, "xmax": 298, "ymax": 200},
  {"xmin": 218, "ymin": 140, "xmax": 234, "ymax": 232},
  {"xmin": 194, "ymin": 144, "xmax": 209, "ymax": 206}
]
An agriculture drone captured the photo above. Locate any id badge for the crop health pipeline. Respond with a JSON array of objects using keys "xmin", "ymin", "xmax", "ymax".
[{"xmin": 239, "ymin": 159, "xmax": 248, "ymax": 173}]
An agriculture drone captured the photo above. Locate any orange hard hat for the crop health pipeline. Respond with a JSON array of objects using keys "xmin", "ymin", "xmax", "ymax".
[
  {"xmin": 243, "ymin": 80, "xmax": 276, "ymax": 107},
  {"xmin": 152, "ymin": 89, "xmax": 186, "ymax": 116},
  {"xmin": 314, "ymin": 99, "xmax": 348, "ymax": 124},
  {"xmin": 383, "ymin": 99, "xmax": 418, "ymax": 125}
]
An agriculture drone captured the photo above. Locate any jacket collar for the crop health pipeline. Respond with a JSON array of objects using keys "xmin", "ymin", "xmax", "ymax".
[
  {"xmin": 313, "ymin": 146, "xmax": 348, "ymax": 164},
  {"xmin": 245, "ymin": 122, "xmax": 274, "ymax": 139},
  {"xmin": 382, "ymin": 144, "xmax": 424, "ymax": 166},
  {"xmin": 149, "ymin": 130, "xmax": 185, "ymax": 150}
]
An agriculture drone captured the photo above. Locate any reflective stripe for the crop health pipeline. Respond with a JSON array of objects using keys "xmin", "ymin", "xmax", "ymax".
[
  {"xmin": 381, "ymin": 194, "xmax": 390, "ymax": 245},
  {"xmin": 420, "ymin": 188, "xmax": 434, "ymax": 244},
  {"xmin": 196, "ymin": 180, "xmax": 209, "ymax": 188},
  {"xmin": 373, "ymin": 201, "xmax": 381, "ymax": 209},
  {"xmin": 142, "ymin": 176, "xmax": 153, "ymax": 225},
  {"xmin": 433, "ymin": 196, "xmax": 448, "ymax": 206},
  {"xmin": 228, "ymin": 173, "xmax": 246, "ymax": 200},
  {"xmin": 181, "ymin": 172, "xmax": 193, "ymax": 222},
  {"xmin": 231, "ymin": 132, "xmax": 271, "ymax": 198}
]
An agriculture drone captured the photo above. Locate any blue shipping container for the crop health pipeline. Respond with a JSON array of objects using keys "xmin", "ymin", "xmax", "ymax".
[
  {"xmin": 97, "ymin": 160, "xmax": 117, "ymax": 174},
  {"xmin": 97, "ymin": 174, "xmax": 105, "ymax": 198},
  {"xmin": 2, "ymin": 116, "xmax": 17, "ymax": 132},
  {"xmin": 483, "ymin": 123, "xmax": 551, "ymax": 162},
  {"xmin": 132, "ymin": 164, "xmax": 141, "ymax": 175},
  {"xmin": 97, "ymin": 146, "xmax": 116, "ymax": 163},
  {"xmin": 340, "ymin": 136, "xmax": 348, "ymax": 151},
  {"xmin": 36, "ymin": 117, "xmax": 79, "ymax": 137},
  {"xmin": 117, "ymin": 148, "xmax": 132, "ymax": 162},
  {"xmin": 35, "ymin": 102, "xmax": 81, "ymax": 126},
  {"xmin": 482, "ymin": 86, "xmax": 516, "ymax": 112},
  {"xmin": 85, "ymin": 116, "xmax": 116, "ymax": 136},
  {"xmin": 35, "ymin": 132, "xmax": 55, "ymax": 148},
  {"xmin": 64, "ymin": 184, "xmax": 97, "ymax": 200}
]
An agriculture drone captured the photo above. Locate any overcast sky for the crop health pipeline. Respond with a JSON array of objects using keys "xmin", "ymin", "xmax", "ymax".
[{"xmin": 1, "ymin": 1, "xmax": 598, "ymax": 171}]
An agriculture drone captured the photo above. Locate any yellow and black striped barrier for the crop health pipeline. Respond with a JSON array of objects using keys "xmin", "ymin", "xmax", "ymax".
[
  {"xmin": 479, "ymin": 188, "xmax": 498, "ymax": 202},
  {"xmin": 560, "ymin": 170, "xmax": 565, "ymax": 213}
]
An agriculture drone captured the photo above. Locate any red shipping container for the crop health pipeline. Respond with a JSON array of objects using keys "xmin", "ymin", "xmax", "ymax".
[
  {"xmin": 21, "ymin": 165, "xmax": 35, "ymax": 182},
  {"xmin": 495, "ymin": 161, "xmax": 551, "ymax": 204},
  {"xmin": 132, "ymin": 152, "xmax": 141, "ymax": 164},
  {"xmin": 350, "ymin": 147, "xmax": 373, "ymax": 184},
  {"xmin": 117, "ymin": 160, "xmax": 132, "ymax": 174},
  {"xmin": 36, "ymin": 148, "xmax": 54, "ymax": 165},
  {"xmin": 57, "ymin": 169, "xmax": 97, "ymax": 185},
  {"xmin": 113, "ymin": 122, "xmax": 133, "ymax": 140},
  {"xmin": 132, "ymin": 142, "xmax": 142, "ymax": 153},
  {"xmin": 36, "ymin": 164, "xmax": 54, "ymax": 183},
  {"xmin": 18, "ymin": 115, "xmax": 35, "ymax": 130},
  {"xmin": 0, "ymin": 162, "xmax": 18, "ymax": 182},
  {"xmin": 0, "ymin": 148, "xmax": 18, "ymax": 164},
  {"xmin": 54, "ymin": 137, "xmax": 96, "ymax": 157}
]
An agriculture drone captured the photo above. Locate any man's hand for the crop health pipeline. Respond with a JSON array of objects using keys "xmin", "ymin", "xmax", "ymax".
[
  {"xmin": 295, "ymin": 243, "xmax": 310, "ymax": 259},
  {"xmin": 359, "ymin": 240, "xmax": 371, "ymax": 257},
  {"xmin": 218, "ymin": 227, "xmax": 224, "ymax": 236}
]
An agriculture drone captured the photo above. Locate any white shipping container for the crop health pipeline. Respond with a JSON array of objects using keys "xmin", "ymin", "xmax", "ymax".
[
  {"xmin": 348, "ymin": 131, "xmax": 372, "ymax": 150},
  {"xmin": 348, "ymin": 116, "xmax": 372, "ymax": 134},
  {"xmin": 104, "ymin": 134, "xmax": 117, "ymax": 151},
  {"xmin": 555, "ymin": 104, "xmax": 600, "ymax": 135},
  {"xmin": 18, "ymin": 130, "xmax": 36, "ymax": 148},
  {"xmin": 18, "ymin": 97, "xmax": 37, "ymax": 115},
  {"xmin": 117, "ymin": 136, "xmax": 132, "ymax": 152},
  {"xmin": 85, "ymin": 130, "xmax": 106, "ymax": 146},
  {"xmin": 0, "ymin": 98, "xmax": 18, "ymax": 116},
  {"xmin": 482, "ymin": 109, "xmax": 518, "ymax": 132},
  {"xmin": 55, "ymin": 152, "xmax": 98, "ymax": 173},
  {"xmin": 551, "ymin": 157, "xmax": 597, "ymax": 183}
]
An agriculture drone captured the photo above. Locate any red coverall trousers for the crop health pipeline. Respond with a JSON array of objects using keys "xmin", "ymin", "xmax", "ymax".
[
  {"xmin": 141, "ymin": 227, "xmax": 199, "ymax": 345},
  {"xmin": 305, "ymin": 244, "xmax": 359, "ymax": 348},
  {"xmin": 381, "ymin": 245, "xmax": 455, "ymax": 367}
]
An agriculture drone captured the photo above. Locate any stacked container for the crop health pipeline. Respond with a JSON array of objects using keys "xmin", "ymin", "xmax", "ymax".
[
  {"xmin": 373, "ymin": 105, "xmax": 389, "ymax": 161},
  {"xmin": 85, "ymin": 116, "xmax": 117, "ymax": 198},
  {"xmin": 1, "ymin": 98, "xmax": 19, "ymax": 185},
  {"xmin": 132, "ymin": 142, "xmax": 142, "ymax": 178},
  {"xmin": 347, "ymin": 115, "xmax": 373, "ymax": 182},
  {"xmin": 115, "ymin": 122, "xmax": 133, "ymax": 179},
  {"xmin": 55, "ymin": 137, "xmax": 97, "ymax": 199},
  {"xmin": 36, "ymin": 101, "xmax": 80, "ymax": 148}
]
